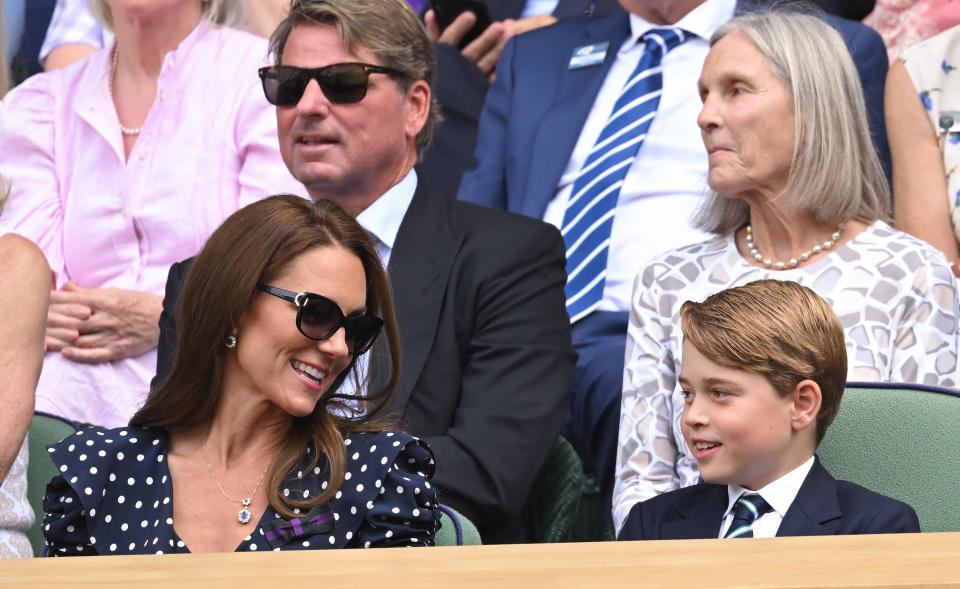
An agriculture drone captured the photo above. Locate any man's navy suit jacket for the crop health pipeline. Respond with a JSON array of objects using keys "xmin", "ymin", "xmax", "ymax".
[
  {"xmin": 617, "ymin": 457, "xmax": 921, "ymax": 540},
  {"xmin": 457, "ymin": 4, "xmax": 890, "ymax": 215}
]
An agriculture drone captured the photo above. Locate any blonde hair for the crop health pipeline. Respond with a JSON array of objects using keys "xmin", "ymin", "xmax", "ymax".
[
  {"xmin": 269, "ymin": 0, "xmax": 439, "ymax": 155},
  {"xmin": 680, "ymin": 279, "xmax": 847, "ymax": 442},
  {"xmin": 693, "ymin": 9, "xmax": 890, "ymax": 235},
  {"xmin": 87, "ymin": 0, "xmax": 245, "ymax": 30}
]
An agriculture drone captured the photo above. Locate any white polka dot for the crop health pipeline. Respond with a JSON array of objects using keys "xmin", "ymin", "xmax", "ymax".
[
  {"xmin": 157, "ymin": 455, "xmax": 164, "ymax": 463},
  {"xmin": 381, "ymin": 457, "xmax": 388, "ymax": 465},
  {"xmin": 350, "ymin": 506, "xmax": 357, "ymax": 515},
  {"xmin": 153, "ymin": 500, "xmax": 159, "ymax": 509},
  {"xmin": 146, "ymin": 477, "xmax": 154, "ymax": 485},
  {"xmin": 117, "ymin": 452, "xmax": 125, "ymax": 460},
  {"xmin": 152, "ymin": 538, "xmax": 158, "ymax": 545},
  {"xmin": 328, "ymin": 536, "xmax": 335, "ymax": 545},
  {"xmin": 393, "ymin": 441, "xmax": 400, "ymax": 447},
  {"xmin": 385, "ymin": 530, "xmax": 393, "ymax": 538},
  {"xmin": 141, "ymin": 520, "xmax": 148, "ymax": 528},
  {"xmin": 70, "ymin": 476, "xmax": 78, "ymax": 483},
  {"xmin": 335, "ymin": 491, "xmax": 343, "ymax": 499},
  {"xmin": 136, "ymin": 454, "xmax": 144, "ymax": 462},
  {"xmin": 366, "ymin": 501, "xmax": 374, "ymax": 509},
  {"xmin": 64, "ymin": 497, "xmax": 73, "ymax": 504},
  {"xmin": 86, "ymin": 440, "xmax": 94, "ymax": 446},
  {"xmin": 370, "ymin": 445, "xmax": 377, "ymax": 453},
  {"xmin": 177, "ymin": 540, "xmax": 185, "ymax": 548},
  {"xmin": 127, "ymin": 477, "xmax": 135, "ymax": 486},
  {"xmin": 135, "ymin": 501, "xmax": 143, "ymax": 509},
  {"xmin": 345, "ymin": 531, "xmax": 353, "ymax": 540},
  {"xmin": 302, "ymin": 540, "xmax": 311, "ymax": 547},
  {"xmin": 364, "ymin": 541, "xmax": 371, "ymax": 548},
  {"xmin": 249, "ymin": 544, "xmax": 258, "ymax": 551},
  {"xmin": 352, "ymin": 452, "xmax": 360, "ymax": 460},
  {"xmin": 293, "ymin": 508, "xmax": 301, "ymax": 514},
  {"xmin": 386, "ymin": 432, "xmax": 394, "ymax": 437},
  {"xmin": 68, "ymin": 444, "xmax": 75, "ymax": 452},
  {"xmin": 244, "ymin": 535, "xmax": 252, "ymax": 541},
  {"xmin": 109, "ymin": 473, "xmax": 116, "ymax": 482},
  {"xmin": 155, "ymin": 550, "xmax": 163, "ymax": 555},
  {"xmin": 334, "ymin": 513, "xmax": 339, "ymax": 521},
  {"xmin": 89, "ymin": 467, "xmax": 98, "ymax": 474},
  {"xmin": 120, "ymin": 430, "xmax": 127, "ymax": 436},
  {"xmin": 375, "ymin": 480, "xmax": 381, "ymax": 488},
  {"xmin": 129, "ymin": 437, "xmax": 138, "ymax": 444},
  {"xmin": 414, "ymin": 487, "xmax": 420, "ymax": 495},
  {"xmin": 66, "ymin": 525, "xmax": 75, "ymax": 533},
  {"xmin": 59, "ymin": 465, "xmax": 68, "ymax": 472},
  {"xmin": 169, "ymin": 539, "xmax": 174, "ymax": 547},
  {"xmin": 412, "ymin": 509, "xmax": 420, "ymax": 517},
  {"xmin": 105, "ymin": 515, "xmax": 112, "ymax": 523},
  {"xmin": 109, "ymin": 543, "xmax": 117, "ymax": 552},
  {"xmin": 121, "ymin": 523, "xmax": 128, "ymax": 531},
  {"xmin": 314, "ymin": 467, "xmax": 322, "ymax": 475},
  {"xmin": 391, "ymin": 507, "xmax": 400, "ymax": 514},
  {"xmin": 345, "ymin": 438, "xmax": 352, "ymax": 446},
  {"xmin": 345, "ymin": 472, "xmax": 352, "ymax": 480},
  {"xmin": 162, "ymin": 476, "xmax": 168, "ymax": 483},
  {"xmin": 356, "ymin": 483, "xmax": 364, "ymax": 492},
  {"xmin": 283, "ymin": 489, "xmax": 290, "ymax": 497},
  {"xmin": 166, "ymin": 518, "xmax": 173, "ymax": 525},
  {"xmin": 84, "ymin": 487, "xmax": 92, "ymax": 495},
  {"xmin": 321, "ymin": 481, "xmax": 328, "ymax": 490},
  {"xmin": 297, "ymin": 470, "xmax": 303, "ymax": 479},
  {"xmin": 163, "ymin": 497, "xmax": 170, "ymax": 505},
  {"xmin": 360, "ymin": 465, "xmax": 367, "ymax": 473},
  {"xmin": 117, "ymin": 496, "xmax": 125, "ymax": 504},
  {"xmin": 128, "ymin": 543, "xmax": 135, "ymax": 551},
  {"xmin": 396, "ymin": 485, "xmax": 404, "ymax": 494},
  {"xmin": 79, "ymin": 454, "xmax": 87, "ymax": 462},
  {"xmin": 302, "ymin": 490, "xmax": 310, "ymax": 498}
]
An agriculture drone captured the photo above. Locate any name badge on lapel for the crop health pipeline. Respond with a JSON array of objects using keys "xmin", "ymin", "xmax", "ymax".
[{"xmin": 569, "ymin": 41, "xmax": 609, "ymax": 70}]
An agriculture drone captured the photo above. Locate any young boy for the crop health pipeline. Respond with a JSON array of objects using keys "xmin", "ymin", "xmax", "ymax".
[{"xmin": 618, "ymin": 280, "xmax": 920, "ymax": 540}]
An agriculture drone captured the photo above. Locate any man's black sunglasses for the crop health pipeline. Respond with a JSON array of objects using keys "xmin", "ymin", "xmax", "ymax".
[
  {"xmin": 258, "ymin": 62, "xmax": 405, "ymax": 106},
  {"xmin": 258, "ymin": 285, "xmax": 384, "ymax": 355}
]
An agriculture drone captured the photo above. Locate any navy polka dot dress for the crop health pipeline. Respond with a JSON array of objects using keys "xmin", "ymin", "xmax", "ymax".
[{"xmin": 41, "ymin": 427, "xmax": 440, "ymax": 555}]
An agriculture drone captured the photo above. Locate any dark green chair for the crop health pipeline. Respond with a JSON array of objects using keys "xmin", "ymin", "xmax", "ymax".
[
  {"xmin": 25, "ymin": 412, "xmax": 78, "ymax": 556},
  {"xmin": 818, "ymin": 382, "xmax": 960, "ymax": 533},
  {"xmin": 435, "ymin": 504, "xmax": 481, "ymax": 545},
  {"xmin": 530, "ymin": 435, "xmax": 614, "ymax": 542}
]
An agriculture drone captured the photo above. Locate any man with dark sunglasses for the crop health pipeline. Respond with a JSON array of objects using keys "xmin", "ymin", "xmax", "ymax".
[{"xmin": 153, "ymin": 0, "xmax": 574, "ymax": 545}]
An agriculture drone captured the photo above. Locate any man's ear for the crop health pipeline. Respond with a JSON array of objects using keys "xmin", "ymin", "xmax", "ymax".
[
  {"xmin": 403, "ymin": 79, "xmax": 431, "ymax": 140},
  {"xmin": 790, "ymin": 379, "xmax": 822, "ymax": 433}
]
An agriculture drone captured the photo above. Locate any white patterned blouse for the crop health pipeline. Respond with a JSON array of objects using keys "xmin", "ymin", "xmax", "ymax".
[{"xmin": 612, "ymin": 220, "xmax": 959, "ymax": 532}]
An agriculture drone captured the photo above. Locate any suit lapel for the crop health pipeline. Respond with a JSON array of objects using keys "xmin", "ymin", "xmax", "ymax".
[
  {"xmin": 661, "ymin": 484, "xmax": 728, "ymax": 540},
  {"xmin": 382, "ymin": 184, "xmax": 459, "ymax": 410},
  {"xmin": 777, "ymin": 457, "xmax": 843, "ymax": 536},
  {"xmin": 520, "ymin": 13, "xmax": 631, "ymax": 218}
]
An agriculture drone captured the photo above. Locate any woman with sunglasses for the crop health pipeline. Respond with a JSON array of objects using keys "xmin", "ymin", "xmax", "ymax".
[
  {"xmin": 40, "ymin": 195, "xmax": 440, "ymax": 554},
  {"xmin": 0, "ymin": 0, "xmax": 304, "ymax": 430}
]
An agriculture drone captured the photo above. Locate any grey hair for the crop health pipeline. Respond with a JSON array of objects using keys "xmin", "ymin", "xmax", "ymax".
[
  {"xmin": 692, "ymin": 9, "xmax": 890, "ymax": 235},
  {"xmin": 87, "ymin": 0, "xmax": 245, "ymax": 31},
  {"xmin": 268, "ymin": 0, "xmax": 440, "ymax": 156}
]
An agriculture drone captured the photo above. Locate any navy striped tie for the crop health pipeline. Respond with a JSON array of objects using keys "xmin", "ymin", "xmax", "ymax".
[
  {"xmin": 724, "ymin": 494, "xmax": 772, "ymax": 539},
  {"xmin": 562, "ymin": 28, "xmax": 688, "ymax": 323}
]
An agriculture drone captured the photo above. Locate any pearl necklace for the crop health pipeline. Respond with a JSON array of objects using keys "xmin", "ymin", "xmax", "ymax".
[
  {"xmin": 745, "ymin": 222, "xmax": 846, "ymax": 270},
  {"xmin": 200, "ymin": 443, "xmax": 270, "ymax": 525},
  {"xmin": 110, "ymin": 46, "xmax": 143, "ymax": 136}
]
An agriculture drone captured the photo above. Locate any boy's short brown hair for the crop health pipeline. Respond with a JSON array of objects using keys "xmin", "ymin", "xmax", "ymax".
[{"xmin": 679, "ymin": 279, "xmax": 846, "ymax": 442}]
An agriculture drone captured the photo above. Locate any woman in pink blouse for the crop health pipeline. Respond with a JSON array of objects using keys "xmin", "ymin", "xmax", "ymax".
[{"xmin": 0, "ymin": 0, "xmax": 304, "ymax": 427}]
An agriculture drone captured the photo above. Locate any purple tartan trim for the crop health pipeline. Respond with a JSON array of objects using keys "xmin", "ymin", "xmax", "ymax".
[
  {"xmin": 437, "ymin": 504, "xmax": 463, "ymax": 546},
  {"xmin": 262, "ymin": 504, "xmax": 335, "ymax": 547}
]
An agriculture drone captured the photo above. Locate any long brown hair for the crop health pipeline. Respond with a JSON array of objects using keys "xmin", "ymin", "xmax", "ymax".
[{"xmin": 131, "ymin": 195, "xmax": 400, "ymax": 516}]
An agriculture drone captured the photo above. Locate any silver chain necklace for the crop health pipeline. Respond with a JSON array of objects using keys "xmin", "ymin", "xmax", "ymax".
[
  {"xmin": 110, "ymin": 46, "xmax": 143, "ymax": 136},
  {"xmin": 199, "ymin": 443, "xmax": 270, "ymax": 525}
]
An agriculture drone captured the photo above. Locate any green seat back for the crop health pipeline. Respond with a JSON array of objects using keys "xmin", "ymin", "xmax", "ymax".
[
  {"xmin": 435, "ymin": 504, "xmax": 481, "ymax": 545},
  {"xmin": 818, "ymin": 383, "xmax": 960, "ymax": 532},
  {"xmin": 26, "ymin": 412, "xmax": 78, "ymax": 556}
]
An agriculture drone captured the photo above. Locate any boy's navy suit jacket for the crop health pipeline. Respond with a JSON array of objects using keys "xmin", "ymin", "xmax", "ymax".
[{"xmin": 617, "ymin": 457, "xmax": 920, "ymax": 540}]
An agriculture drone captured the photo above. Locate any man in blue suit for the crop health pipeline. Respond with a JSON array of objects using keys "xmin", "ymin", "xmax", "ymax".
[
  {"xmin": 457, "ymin": 0, "xmax": 889, "ymax": 517},
  {"xmin": 618, "ymin": 280, "xmax": 919, "ymax": 541}
]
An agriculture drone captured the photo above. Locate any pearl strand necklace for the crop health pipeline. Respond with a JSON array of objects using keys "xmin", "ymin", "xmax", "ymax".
[
  {"xmin": 110, "ymin": 46, "xmax": 143, "ymax": 136},
  {"xmin": 745, "ymin": 221, "xmax": 846, "ymax": 270}
]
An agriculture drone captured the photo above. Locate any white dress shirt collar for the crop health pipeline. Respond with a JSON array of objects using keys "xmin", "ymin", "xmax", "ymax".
[
  {"xmin": 721, "ymin": 455, "xmax": 816, "ymax": 537},
  {"xmin": 625, "ymin": 0, "xmax": 738, "ymax": 51},
  {"xmin": 355, "ymin": 168, "xmax": 417, "ymax": 267}
]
